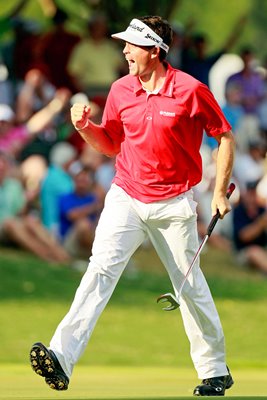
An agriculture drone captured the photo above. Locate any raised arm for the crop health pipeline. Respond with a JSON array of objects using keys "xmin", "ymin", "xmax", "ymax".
[
  {"xmin": 70, "ymin": 103, "xmax": 121, "ymax": 157},
  {"xmin": 25, "ymin": 88, "xmax": 71, "ymax": 135},
  {"xmin": 212, "ymin": 130, "xmax": 235, "ymax": 218}
]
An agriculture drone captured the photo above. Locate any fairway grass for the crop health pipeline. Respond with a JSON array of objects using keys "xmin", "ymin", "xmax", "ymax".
[
  {"xmin": 1, "ymin": 364, "xmax": 267, "ymax": 399},
  {"xmin": 1, "ymin": 247, "xmax": 267, "ymax": 399}
]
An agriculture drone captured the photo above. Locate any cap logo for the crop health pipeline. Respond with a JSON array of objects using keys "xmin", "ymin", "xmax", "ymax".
[
  {"xmin": 129, "ymin": 22, "xmax": 145, "ymax": 32},
  {"xmin": 144, "ymin": 33, "xmax": 160, "ymax": 44}
]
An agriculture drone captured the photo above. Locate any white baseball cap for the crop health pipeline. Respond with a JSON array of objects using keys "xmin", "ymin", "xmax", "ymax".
[
  {"xmin": 111, "ymin": 18, "xmax": 169, "ymax": 53},
  {"xmin": 0, "ymin": 104, "xmax": 15, "ymax": 122}
]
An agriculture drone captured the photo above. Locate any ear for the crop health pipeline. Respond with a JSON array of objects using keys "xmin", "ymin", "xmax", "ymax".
[{"xmin": 151, "ymin": 46, "xmax": 160, "ymax": 59}]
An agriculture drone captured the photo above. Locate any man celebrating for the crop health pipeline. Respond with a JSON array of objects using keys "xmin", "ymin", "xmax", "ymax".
[{"xmin": 30, "ymin": 16, "xmax": 235, "ymax": 396}]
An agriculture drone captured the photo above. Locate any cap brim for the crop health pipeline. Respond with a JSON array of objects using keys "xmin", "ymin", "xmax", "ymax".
[{"xmin": 111, "ymin": 31, "xmax": 155, "ymax": 47}]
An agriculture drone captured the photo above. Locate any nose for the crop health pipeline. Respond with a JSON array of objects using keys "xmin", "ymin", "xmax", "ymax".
[{"xmin": 123, "ymin": 42, "xmax": 130, "ymax": 54}]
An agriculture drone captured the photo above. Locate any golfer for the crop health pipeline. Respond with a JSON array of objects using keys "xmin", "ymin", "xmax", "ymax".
[{"xmin": 30, "ymin": 15, "xmax": 235, "ymax": 396}]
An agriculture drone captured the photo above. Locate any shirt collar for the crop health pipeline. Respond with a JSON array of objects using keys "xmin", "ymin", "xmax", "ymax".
[{"xmin": 133, "ymin": 62, "xmax": 175, "ymax": 97}]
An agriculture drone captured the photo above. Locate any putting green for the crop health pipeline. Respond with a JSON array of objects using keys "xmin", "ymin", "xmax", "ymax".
[{"xmin": 0, "ymin": 364, "xmax": 267, "ymax": 399}]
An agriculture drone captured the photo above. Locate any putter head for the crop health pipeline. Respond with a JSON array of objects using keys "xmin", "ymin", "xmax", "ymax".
[{"xmin": 157, "ymin": 293, "xmax": 180, "ymax": 311}]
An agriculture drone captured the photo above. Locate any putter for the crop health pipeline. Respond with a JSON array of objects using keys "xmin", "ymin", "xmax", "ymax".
[{"xmin": 157, "ymin": 182, "xmax": 236, "ymax": 311}]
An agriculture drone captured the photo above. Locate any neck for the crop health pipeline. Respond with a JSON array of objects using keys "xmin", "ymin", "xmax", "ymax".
[{"xmin": 139, "ymin": 62, "xmax": 167, "ymax": 92}]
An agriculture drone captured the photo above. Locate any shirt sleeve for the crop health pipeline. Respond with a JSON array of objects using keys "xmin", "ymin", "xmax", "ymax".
[
  {"xmin": 101, "ymin": 83, "xmax": 125, "ymax": 146},
  {"xmin": 189, "ymin": 82, "xmax": 232, "ymax": 137}
]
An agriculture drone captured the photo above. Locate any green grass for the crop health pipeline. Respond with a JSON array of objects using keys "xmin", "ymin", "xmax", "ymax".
[
  {"xmin": 0, "ymin": 245, "xmax": 267, "ymax": 398},
  {"xmin": 1, "ymin": 365, "xmax": 267, "ymax": 399}
]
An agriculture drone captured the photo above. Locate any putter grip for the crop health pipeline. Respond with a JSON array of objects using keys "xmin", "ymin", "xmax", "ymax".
[{"xmin": 207, "ymin": 183, "xmax": 236, "ymax": 237}]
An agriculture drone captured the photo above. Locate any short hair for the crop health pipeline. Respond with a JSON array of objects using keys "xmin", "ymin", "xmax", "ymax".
[{"xmin": 139, "ymin": 16, "xmax": 173, "ymax": 61}]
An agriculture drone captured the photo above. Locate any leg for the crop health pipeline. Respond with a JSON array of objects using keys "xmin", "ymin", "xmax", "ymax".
[
  {"xmin": 48, "ymin": 184, "xmax": 146, "ymax": 378},
  {"xmin": 3, "ymin": 218, "xmax": 57, "ymax": 262},
  {"xmin": 23, "ymin": 215, "xmax": 71, "ymax": 263},
  {"xmin": 63, "ymin": 218, "xmax": 96, "ymax": 259},
  {"xmin": 147, "ymin": 192, "xmax": 228, "ymax": 379}
]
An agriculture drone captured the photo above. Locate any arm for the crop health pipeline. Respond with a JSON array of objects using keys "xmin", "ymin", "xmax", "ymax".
[
  {"xmin": 70, "ymin": 103, "xmax": 121, "ymax": 157},
  {"xmin": 212, "ymin": 130, "xmax": 235, "ymax": 217},
  {"xmin": 239, "ymin": 212, "xmax": 267, "ymax": 243},
  {"xmin": 66, "ymin": 201, "xmax": 100, "ymax": 222},
  {"xmin": 16, "ymin": 69, "xmax": 45, "ymax": 123},
  {"xmin": 25, "ymin": 88, "xmax": 71, "ymax": 135}
]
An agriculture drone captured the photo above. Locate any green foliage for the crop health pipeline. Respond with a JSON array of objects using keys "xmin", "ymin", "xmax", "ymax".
[{"xmin": 1, "ymin": 0, "xmax": 266, "ymax": 59}]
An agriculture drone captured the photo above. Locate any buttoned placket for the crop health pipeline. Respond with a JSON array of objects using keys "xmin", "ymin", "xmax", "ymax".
[{"xmin": 145, "ymin": 92, "xmax": 153, "ymax": 121}]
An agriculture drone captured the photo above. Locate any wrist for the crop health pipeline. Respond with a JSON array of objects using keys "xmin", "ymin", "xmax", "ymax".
[{"xmin": 75, "ymin": 119, "xmax": 89, "ymax": 131}]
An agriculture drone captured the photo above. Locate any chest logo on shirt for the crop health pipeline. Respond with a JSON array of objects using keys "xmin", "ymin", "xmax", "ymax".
[{"xmin": 159, "ymin": 110, "xmax": 176, "ymax": 117}]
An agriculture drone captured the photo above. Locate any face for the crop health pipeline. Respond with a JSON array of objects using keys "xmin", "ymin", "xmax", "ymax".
[
  {"xmin": 123, "ymin": 42, "xmax": 158, "ymax": 78},
  {"xmin": 0, "ymin": 120, "xmax": 12, "ymax": 135},
  {"xmin": 74, "ymin": 170, "xmax": 94, "ymax": 195}
]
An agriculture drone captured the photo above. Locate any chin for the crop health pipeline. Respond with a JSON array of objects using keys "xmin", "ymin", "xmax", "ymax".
[{"xmin": 129, "ymin": 68, "xmax": 138, "ymax": 76}]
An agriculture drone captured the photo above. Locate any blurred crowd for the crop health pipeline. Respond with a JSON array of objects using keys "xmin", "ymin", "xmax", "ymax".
[{"xmin": 0, "ymin": 3, "xmax": 266, "ymax": 274}]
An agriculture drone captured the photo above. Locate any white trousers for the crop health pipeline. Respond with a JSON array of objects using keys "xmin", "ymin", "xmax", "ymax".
[{"xmin": 50, "ymin": 184, "xmax": 228, "ymax": 379}]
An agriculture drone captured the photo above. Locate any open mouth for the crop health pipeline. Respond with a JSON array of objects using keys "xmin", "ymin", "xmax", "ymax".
[{"xmin": 126, "ymin": 59, "xmax": 135, "ymax": 69}]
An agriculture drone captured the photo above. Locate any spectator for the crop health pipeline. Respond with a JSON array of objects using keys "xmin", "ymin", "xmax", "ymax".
[
  {"xmin": 79, "ymin": 144, "xmax": 115, "ymax": 193},
  {"xmin": 222, "ymin": 83, "xmax": 245, "ymax": 134},
  {"xmin": 225, "ymin": 47, "xmax": 265, "ymax": 151},
  {"xmin": 226, "ymin": 47, "xmax": 265, "ymax": 115},
  {"xmin": 183, "ymin": 15, "xmax": 247, "ymax": 86},
  {"xmin": 67, "ymin": 13, "xmax": 124, "ymax": 105},
  {"xmin": 195, "ymin": 147, "xmax": 235, "ymax": 251},
  {"xmin": 221, "ymin": 82, "xmax": 246, "ymax": 152},
  {"xmin": 0, "ymin": 151, "xmax": 71, "ymax": 263},
  {"xmin": 257, "ymin": 55, "xmax": 267, "ymax": 146},
  {"xmin": 16, "ymin": 68, "xmax": 56, "ymax": 123},
  {"xmin": 40, "ymin": 142, "xmax": 77, "ymax": 235},
  {"xmin": 233, "ymin": 180, "xmax": 267, "ymax": 274},
  {"xmin": 35, "ymin": 8, "xmax": 80, "ymax": 92},
  {"xmin": 0, "ymin": 88, "xmax": 71, "ymax": 160},
  {"xmin": 233, "ymin": 139, "xmax": 266, "ymax": 191},
  {"xmin": 58, "ymin": 163, "xmax": 103, "ymax": 259}
]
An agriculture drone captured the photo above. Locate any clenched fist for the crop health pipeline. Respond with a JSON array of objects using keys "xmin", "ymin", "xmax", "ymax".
[{"xmin": 70, "ymin": 103, "xmax": 91, "ymax": 130}]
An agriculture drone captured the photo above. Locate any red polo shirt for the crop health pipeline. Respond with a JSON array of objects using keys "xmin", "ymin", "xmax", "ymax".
[{"xmin": 101, "ymin": 63, "xmax": 231, "ymax": 203}]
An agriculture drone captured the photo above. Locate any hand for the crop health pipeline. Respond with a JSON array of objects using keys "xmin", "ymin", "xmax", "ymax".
[
  {"xmin": 24, "ymin": 68, "xmax": 44, "ymax": 89},
  {"xmin": 54, "ymin": 88, "xmax": 72, "ymax": 107},
  {"xmin": 71, "ymin": 103, "xmax": 91, "ymax": 130},
  {"xmin": 47, "ymin": 88, "xmax": 71, "ymax": 113},
  {"xmin": 211, "ymin": 194, "xmax": 232, "ymax": 219}
]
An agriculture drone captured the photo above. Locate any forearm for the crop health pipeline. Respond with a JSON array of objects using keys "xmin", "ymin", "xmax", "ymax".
[
  {"xmin": 211, "ymin": 131, "xmax": 235, "ymax": 217},
  {"xmin": 239, "ymin": 214, "xmax": 267, "ymax": 243},
  {"xmin": 214, "ymin": 131, "xmax": 235, "ymax": 196},
  {"xmin": 67, "ymin": 202, "xmax": 100, "ymax": 221},
  {"xmin": 26, "ymin": 98, "xmax": 63, "ymax": 135},
  {"xmin": 76, "ymin": 120, "xmax": 121, "ymax": 157}
]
